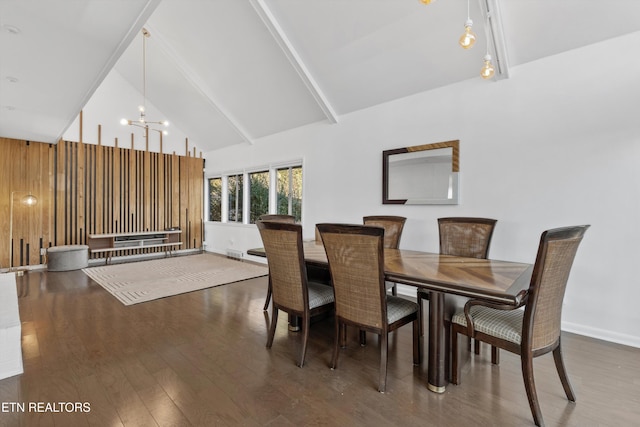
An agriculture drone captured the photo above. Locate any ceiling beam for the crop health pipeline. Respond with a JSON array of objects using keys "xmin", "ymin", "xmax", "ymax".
[
  {"xmin": 250, "ymin": 0, "xmax": 339, "ymax": 124},
  {"xmin": 479, "ymin": 0, "xmax": 510, "ymax": 80},
  {"xmin": 56, "ymin": 0, "xmax": 163, "ymax": 143},
  {"xmin": 145, "ymin": 24, "xmax": 253, "ymax": 144}
]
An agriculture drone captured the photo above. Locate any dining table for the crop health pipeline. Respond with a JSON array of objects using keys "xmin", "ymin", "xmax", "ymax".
[{"xmin": 248, "ymin": 240, "xmax": 533, "ymax": 393}]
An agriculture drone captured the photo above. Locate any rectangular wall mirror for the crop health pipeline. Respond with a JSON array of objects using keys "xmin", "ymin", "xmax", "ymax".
[{"xmin": 383, "ymin": 140, "xmax": 459, "ymax": 205}]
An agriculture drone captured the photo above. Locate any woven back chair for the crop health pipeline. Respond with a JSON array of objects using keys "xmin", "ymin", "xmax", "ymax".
[
  {"xmin": 362, "ymin": 215, "xmax": 406, "ymax": 250},
  {"xmin": 451, "ymin": 225, "xmax": 589, "ymax": 427},
  {"xmin": 258, "ymin": 214, "xmax": 296, "ymax": 310},
  {"xmin": 363, "ymin": 216, "xmax": 406, "ymax": 296},
  {"xmin": 418, "ymin": 217, "xmax": 497, "ymax": 337},
  {"xmin": 259, "ymin": 214, "xmax": 296, "ymax": 223},
  {"xmin": 257, "ymin": 221, "xmax": 334, "ymax": 367},
  {"xmin": 438, "ymin": 217, "xmax": 497, "ymax": 259},
  {"xmin": 317, "ymin": 223, "xmax": 420, "ymax": 393}
]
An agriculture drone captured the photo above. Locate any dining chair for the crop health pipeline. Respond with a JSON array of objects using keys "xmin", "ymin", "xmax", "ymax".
[
  {"xmin": 362, "ymin": 216, "xmax": 406, "ymax": 296},
  {"xmin": 317, "ymin": 223, "xmax": 420, "ymax": 393},
  {"xmin": 417, "ymin": 217, "xmax": 497, "ymax": 341},
  {"xmin": 257, "ymin": 220, "xmax": 335, "ymax": 367},
  {"xmin": 259, "ymin": 214, "xmax": 296, "ymax": 223},
  {"xmin": 258, "ymin": 214, "xmax": 296, "ymax": 311},
  {"xmin": 450, "ymin": 225, "xmax": 589, "ymax": 427}
]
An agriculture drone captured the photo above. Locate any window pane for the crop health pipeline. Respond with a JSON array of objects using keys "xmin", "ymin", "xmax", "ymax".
[
  {"xmin": 277, "ymin": 166, "xmax": 302, "ymax": 222},
  {"xmin": 208, "ymin": 177, "xmax": 222, "ymax": 221},
  {"xmin": 249, "ymin": 170, "xmax": 269, "ymax": 224},
  {"xmin": 228, "ymin": 174, "xmax": 243, "ymax": 222}
]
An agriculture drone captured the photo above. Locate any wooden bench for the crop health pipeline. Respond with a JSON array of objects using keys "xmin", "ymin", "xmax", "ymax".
[{"xmin": 88, "ymin": 230, "xmax": 182, "ymax": 264}]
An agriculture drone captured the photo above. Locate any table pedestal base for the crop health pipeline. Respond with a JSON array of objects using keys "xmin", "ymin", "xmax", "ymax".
[{"xmin": 427, "ymin": 291, "xmax": 447, "ymax": 393}]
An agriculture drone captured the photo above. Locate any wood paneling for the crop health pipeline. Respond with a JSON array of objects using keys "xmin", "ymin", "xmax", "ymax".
[{"xmin": 0, "ymin": 137, "xmax": 203, "ymax": 268}]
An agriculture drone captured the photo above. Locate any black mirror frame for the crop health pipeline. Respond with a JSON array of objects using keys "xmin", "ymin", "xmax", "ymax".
[{"xmin": 382, "ymin": 140, "xmax": 459, "ymax": 205}]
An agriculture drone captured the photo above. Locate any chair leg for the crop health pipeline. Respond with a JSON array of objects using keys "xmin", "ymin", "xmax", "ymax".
[
  {"xmin": 474, "ymin": 339, "xmax": 481, "ymax": 354},
  {"xmin": 412, "ymin": 319, "xmax": 420, "ymax": 365},
  {"xmin": 331, "ymin": 320, "xmax": 341, "ymax": 369},
  {"xmin": 360, "ymin": 330, "xmax": 367, "ymax": 346},
  {"xmin": 391, "ymin": 283, "xmax": 397, "ymax": 296},
  {"xmin": 266, "ymin": 306, "xmax": 278, "ymax": 348},
  {"xmin": 552, "ymin": 342, "xmax": 576, "ymax": 402},
  {"xmin": 451, "ymin": 327, "xmax": 460, "ymax": 384},
  {"xmin": 521, "ymin": 353, "xmax": 544, "ymax": 427},
  {"xmin": 298, "ymin": 315, "xmax": 311, "ymax": 368},
  {"xmin": 491, "ymin": 345, "xmax": 500, "ymax": 365},
  {"xmin": 263, "ymin": 278, "xmax": 272, "ymax": 311},
  {"xmin": 379, "ymin": 333, "xmax": 388, "ymax": 393},
  {"xmin": 340, "ymin": 324, "xmax": 348, "ymax": 348}
]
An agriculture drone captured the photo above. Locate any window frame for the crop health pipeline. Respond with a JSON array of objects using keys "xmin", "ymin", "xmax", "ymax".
[{"xmin": 205, "ymin": 159, "xmax": 303, "ymax": 225}]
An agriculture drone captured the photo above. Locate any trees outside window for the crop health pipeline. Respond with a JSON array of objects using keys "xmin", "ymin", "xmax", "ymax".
[
  {"xmin": 249, "ymin": 170, "xmax": 269, "ymax": 223},
  {"xmin": 277, "ymin": 166, "xmax": 302, "ymax": 222},
  {"xmin": 208, "ymin": 177, "xmax": 222, "ymax": 221},
  {"xmin": 207, "ymin": 163, "xmax": 301, "ymax": 224},
  {"xmin": 228, "ymin": 174, "xmax": 243, "ymax": 223}
]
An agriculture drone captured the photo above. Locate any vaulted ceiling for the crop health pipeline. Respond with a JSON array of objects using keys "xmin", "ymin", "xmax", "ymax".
[{"xmin": 1, "ymin": 0, "xmax": 640, "ymax": 153}]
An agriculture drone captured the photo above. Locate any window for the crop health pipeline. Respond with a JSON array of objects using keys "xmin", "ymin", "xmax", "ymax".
[
  {"xmin": 249, "ymin": 170, "xmax": 269, "ymax": 224},
  {"xmin": 207, "ymin": 162, "xmax": 302, "ymax": 224},
  {"xmin": 228, "ymin": 174, "xmax": 243, "ymax": 223},
  {"xmin": 208, "ymin": 177, "xmax": 222, "ymax": 221},
  {"xmin": 277, "ymin": 166, "xmax": 302, "ymax": 222}
]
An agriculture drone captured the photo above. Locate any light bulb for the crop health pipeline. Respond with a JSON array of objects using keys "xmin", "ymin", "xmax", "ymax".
[
  {"xmin": 120, "ymin": 118, "xmax": 129, "ymax": 125},
  {"xmin": 481, "ymin": 54, "xmax": 495, "ymax": 80},
  {"xmin": 162, "ymin": 120, "xmax": 169, "ymax": 127},
  {"xmin": 22, "ymin": 194, "xmax": 37, "ymax": 206},
  {"xmin": 419, "ymin": 0, "xmax": 434, "ymax": 4},
  {"xmin": 138, "ymin": 105, "xmax": 145, "ymax": 113},
  {"xmin": 162, "ymin": 130, "xmax": 168, "ymax": 136},
  {"xmin": 459, "ymin": 20, "xmax": 476, "ymax": 49}
]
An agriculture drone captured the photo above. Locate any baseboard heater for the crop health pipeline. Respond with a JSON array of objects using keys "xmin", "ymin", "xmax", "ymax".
[{"xmin": 226, "ymin": 248, "xmax": 244, "ymax": 260}]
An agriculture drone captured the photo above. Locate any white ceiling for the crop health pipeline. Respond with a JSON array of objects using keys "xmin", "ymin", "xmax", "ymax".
[{"xmin": 1, "ymin": 0, "xmax": 640, "ymax": 152}]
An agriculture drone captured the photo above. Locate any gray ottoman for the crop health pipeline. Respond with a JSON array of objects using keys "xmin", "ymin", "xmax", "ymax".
[{"xmin": 47, "ymin": 245, "xmax": 89, "ymax": 271}]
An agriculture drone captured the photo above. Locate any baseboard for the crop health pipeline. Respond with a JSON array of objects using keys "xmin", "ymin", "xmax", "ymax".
[
  {"xmin": 561, "ymin": 321, "xmax": 640, "ymax": 349},
  {"xmin": 397, "ymin": 284, "xmax": 640, "ymax": 349}
]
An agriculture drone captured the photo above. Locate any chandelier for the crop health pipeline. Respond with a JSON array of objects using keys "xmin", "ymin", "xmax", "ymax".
[{"xmin": 120, "ymin": 28, "xmax": 169, "ymax": 135}]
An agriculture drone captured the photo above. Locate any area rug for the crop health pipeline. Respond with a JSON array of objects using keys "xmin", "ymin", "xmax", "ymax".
[{"xmin": 83, "ymin": 253, "xmax": 267, "ymax": 306}]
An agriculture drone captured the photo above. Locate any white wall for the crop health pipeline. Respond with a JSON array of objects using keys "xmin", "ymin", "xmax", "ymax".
[
  {"xmin": 0, "ymin": 273, "xmax": 23, "ymax": 380},
  {"xmin": 203, "ymin": 32, "xmax": 640, "ymax": 348},
  {"xmin": 63, "ymin": 71, "xmax": 193, "ymax": 156}
]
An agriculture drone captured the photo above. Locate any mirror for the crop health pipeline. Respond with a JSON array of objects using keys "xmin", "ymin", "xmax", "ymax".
[{"xmin": 383, "ymin": 140, "xmax": 459, "ymax": 205}]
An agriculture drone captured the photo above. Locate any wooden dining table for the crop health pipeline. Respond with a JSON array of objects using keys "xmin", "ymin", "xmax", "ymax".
[{"xmin": 248, "ymin": 240, "xmax": 533, "ymax": 393}]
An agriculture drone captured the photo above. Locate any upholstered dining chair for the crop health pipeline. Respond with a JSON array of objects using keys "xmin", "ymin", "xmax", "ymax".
[
  {"xmin": 257, "ymin": 220, "xmax": 334, "ymax": 367},
  {"xmin": 258, "ymin": 214, "xmax": 296, "ymax": 311},
  {"xmin": 417, "ymin": 217, "xmax": 497, "ymax": 339},
  {"xmin": 450, "ymin": 225, "xmax": 589, "ymax": 427},
  {"xmin": 362, "ymin": 216, "xmax": 406, "ymax": 296},
  {"xmin": 317, "ymin": 223, "xmax": 420, "ymax": 393}
]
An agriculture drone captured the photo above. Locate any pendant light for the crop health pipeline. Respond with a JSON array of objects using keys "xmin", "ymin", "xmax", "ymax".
[
  {"xmin": 120, "ymin": 28, "xmax": 169, "ymax": 136},
  {"xmin": 480, "ymin": 12, "xmax": 495, "ymax": 80},
  {"xmin": 459, "ymin": 0, "xmax": 476, "ymax": 49},
  {"xmin": 480, "ymin": 54, "xmax": 495, "ymax": 79}
]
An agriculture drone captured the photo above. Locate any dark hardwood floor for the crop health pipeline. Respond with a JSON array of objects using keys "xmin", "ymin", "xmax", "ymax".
[{"xmin": 1, "ymin": 264, "xmax": 638, "ymax": 426}]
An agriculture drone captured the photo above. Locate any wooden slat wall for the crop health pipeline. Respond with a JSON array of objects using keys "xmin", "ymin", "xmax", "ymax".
[{"xmin": 0, "ymin": 137, "xmax": 204, "ymax": 268}]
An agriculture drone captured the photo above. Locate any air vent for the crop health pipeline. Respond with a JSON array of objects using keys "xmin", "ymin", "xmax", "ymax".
[{"xmin": 226, "ymin": 248, "xmax": 243, "ymax": 260}]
